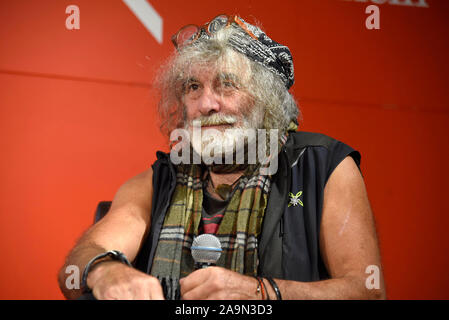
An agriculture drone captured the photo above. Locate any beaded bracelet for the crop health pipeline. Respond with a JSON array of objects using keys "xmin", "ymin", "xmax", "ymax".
[{"xmin": 253, "ymin": 276, "xmax": 266, "ymax": 300}]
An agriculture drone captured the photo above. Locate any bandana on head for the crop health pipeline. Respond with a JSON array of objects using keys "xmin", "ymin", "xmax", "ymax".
[{"xmin": 196, "ymin": 16, "xmax": 295, "ymax": 89}]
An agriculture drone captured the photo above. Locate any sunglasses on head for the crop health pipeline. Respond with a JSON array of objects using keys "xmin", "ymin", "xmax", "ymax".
[{"xmin": 171, "ymin": 14, "xmax": 258, "ymax": 50}]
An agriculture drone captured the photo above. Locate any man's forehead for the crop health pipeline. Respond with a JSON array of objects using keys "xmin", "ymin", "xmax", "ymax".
[
  {"xmin": 183, "ymin": 50, "xmax": 251, "ymax": 80},
  {"xmin": 186, "ymin": 70, "xmax": 240, "ymax": 82},
  {"xmin": 185, "ymin": 64, "xmax": 250, "ymax": 84}
]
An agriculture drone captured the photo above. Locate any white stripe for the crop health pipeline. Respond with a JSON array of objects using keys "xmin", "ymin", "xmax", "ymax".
[
  {"xmin": 216, "ymin": 235, "xmax": 258, "ymax": 248},
  {"xmin": 122, "ymin": 0, "xmax": 163, "ymax": 44},
  {"xmin": 159, "ymin": 233, "xmax": 185, "ymax": 241},
  {"xmin": 160, "ymin": 227, "xmax": 184, "ymax": 234}
]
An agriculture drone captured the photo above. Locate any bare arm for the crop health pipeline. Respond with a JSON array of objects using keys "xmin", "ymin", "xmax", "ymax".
[
  {"xmin": 57, "ymin": 167, "xmax": 163, "ymax": 299},
  {"xmin": 180, "ymin": 156, "xmax": 386, "ymax": 300},
  {"xmin": 252, "ymin": 156, "xmax": 385, "ymax": 299}
]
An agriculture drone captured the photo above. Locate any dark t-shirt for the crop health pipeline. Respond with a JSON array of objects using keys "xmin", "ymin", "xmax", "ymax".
[{"xmin": 199, "ymin": 188, "xmax": 230, "ymax": 234}]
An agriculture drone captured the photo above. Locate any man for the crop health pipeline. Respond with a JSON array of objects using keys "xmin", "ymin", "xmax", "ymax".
[{"xmin": 58, "ymin": 15, "xmax": 385, "ymax": 300}]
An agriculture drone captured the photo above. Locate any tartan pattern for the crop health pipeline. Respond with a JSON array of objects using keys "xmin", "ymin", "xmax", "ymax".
[
  {"xmin": 150, "ymin": 129, "xmax": 293, "ymax": 284},
  {"xmin": 150, "ymin": 164, "xmax": 270, "ymax": 279}
]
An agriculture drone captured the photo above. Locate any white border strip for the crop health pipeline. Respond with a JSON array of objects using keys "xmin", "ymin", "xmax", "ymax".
[{"xmin": 122, "ymin": 0, "xmax": 163, "ymax": 43}]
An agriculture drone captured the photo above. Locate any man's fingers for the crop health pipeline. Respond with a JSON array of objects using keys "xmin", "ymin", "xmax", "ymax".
[
  {"xmin": 180, "ymin": 268, "xmax": 211, "ymax": 296},
  {"xmin": 148, "ymin": 277, "xmax": 165, "ymax": 300},
  {"xmin": 180, "ymin": 267, "xmax": 227, "ymax": 299},
  {"xmin": 91, "ymin": 269, "xmax": 165, "ymax": 300},
  {"xmin": 149, "ymin": 289, "xmax": 165, "ymax": 300},
  {"xmin": 181, "ymin": 281, "xmax": 211, "ymax": 300}
]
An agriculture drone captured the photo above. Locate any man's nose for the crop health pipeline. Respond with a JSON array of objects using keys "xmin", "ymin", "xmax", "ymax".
[{"xmin": 197, "ymin": 87, "xmax": 221, "ymax": 115}]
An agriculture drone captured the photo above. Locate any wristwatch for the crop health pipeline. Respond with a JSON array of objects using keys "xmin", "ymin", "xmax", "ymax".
[{"xmin": 81, "ymin": 250, "xmax": 132, "ymax": 293}]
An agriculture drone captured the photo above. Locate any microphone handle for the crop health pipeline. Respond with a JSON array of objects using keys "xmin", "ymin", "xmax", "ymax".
[{"xmin": 194, "ymin": 262, "xmax": 216, "ymax": 270}]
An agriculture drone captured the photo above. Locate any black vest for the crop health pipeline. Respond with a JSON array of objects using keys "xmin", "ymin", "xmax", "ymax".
[{"xmin": 134, "ymin": 131, "xmax": 361, "ymax": 282}]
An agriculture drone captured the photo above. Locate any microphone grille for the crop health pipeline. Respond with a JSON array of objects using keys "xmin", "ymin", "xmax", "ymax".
[{"xmin": 191, "ymin": 234, "xmax": 222, "ymax": 264}]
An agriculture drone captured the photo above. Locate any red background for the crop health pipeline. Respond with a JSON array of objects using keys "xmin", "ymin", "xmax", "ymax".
[{"xmin": 0, "ymin": 0, "xmax": 448, "ymax": 299}]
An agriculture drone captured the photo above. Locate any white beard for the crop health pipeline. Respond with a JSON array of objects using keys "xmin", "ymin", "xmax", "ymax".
[{"xmin": 186, "ymin": 106, "xmax": 263, "ymax": 165}]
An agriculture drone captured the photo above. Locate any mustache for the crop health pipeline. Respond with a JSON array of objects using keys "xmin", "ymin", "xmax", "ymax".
[{"xmin": 186, "ymin": 114, "xmax": 239, "ymax": 127}]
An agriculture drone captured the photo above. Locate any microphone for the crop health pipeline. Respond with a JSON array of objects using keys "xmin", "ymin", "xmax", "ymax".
[{"xmin": 191, "ymin": 234, "xmax": 222, "ymax": 269}]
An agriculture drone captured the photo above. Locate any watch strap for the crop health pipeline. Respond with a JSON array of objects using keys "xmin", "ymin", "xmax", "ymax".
[{"xmin": 81, "ymin": 250, "xmax": 132, "ymax": 293}]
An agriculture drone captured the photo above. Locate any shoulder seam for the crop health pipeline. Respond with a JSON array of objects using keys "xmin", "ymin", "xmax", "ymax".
[{"xmin": 290, "ymin": 131, "xmax": 338, "ymax": 149}]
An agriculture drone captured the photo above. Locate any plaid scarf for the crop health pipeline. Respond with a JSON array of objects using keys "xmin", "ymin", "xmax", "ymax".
[{"xmin": 150, "ymin": 125, "xmax": 296, "ymax": 299}]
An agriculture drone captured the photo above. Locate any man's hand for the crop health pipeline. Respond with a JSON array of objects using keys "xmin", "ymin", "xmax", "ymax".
[
  {"xmin": 179, "ymin": 267, "xmax": 259, "ymax": 300},
  {"xmin": 87, "ymin": 261, "xmax": 165, "ymax": 300}
]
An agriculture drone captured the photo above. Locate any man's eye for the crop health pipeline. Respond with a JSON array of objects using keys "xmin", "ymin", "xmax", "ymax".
[
  {"xmin": 221, "ymin": 80, "xmax": 238, "ymax": 90},
  {"xmin": 189, "ymin": 83, "xmax": 199, "ymax": 91},
  {"xmin": 185, "ymin": 82, "xmax": 200, "ymax": 93}
]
